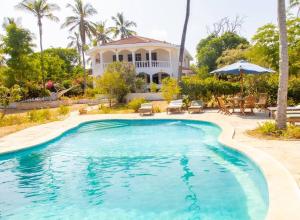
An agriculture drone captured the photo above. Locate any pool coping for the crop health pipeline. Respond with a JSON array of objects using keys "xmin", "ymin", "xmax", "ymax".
[{"xmin": 0, "ymin": 113, "xmax": 300, "ymax": 220}]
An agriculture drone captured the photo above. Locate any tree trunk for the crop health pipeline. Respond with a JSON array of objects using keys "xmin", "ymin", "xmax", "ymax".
[
  {"xmin": 276, "ymin": 0, "xmax": 289, "ymax": 129},
  {"xmin": 81, "ymin": 45, "xmax": 87, "ymax": 93},
  {"xmin": 38, "ymin": 18, "xmax": 45, "ymax": 90},
  {"xmin": 178, "ymin": 0, "xmax": 191, "ymax": 82},
  {"xmin": 80, "ymin": 21, "xmax": 87, "ymax": 93}
]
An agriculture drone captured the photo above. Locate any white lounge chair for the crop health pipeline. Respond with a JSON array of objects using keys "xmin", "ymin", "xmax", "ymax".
[
  {"xmin": 166, "ymin": 100, "xmax": 183, "ymax": 114},
  {"xmin": 268, "ymin": 105, "xmax": 300, "ymax": 118},
  {"xmin": 138, "ymin": 103, "xmax": 153, "ymax": 116},
  {"xmin": 188, "ymin": 100, "xmax": 204, "ymax": 114}
]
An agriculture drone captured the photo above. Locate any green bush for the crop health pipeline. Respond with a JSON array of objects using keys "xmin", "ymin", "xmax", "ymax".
[
  {"xmin": 0, "ymin": 114, "xmax": 29, "ymax": 127},
  {"xmin": 85, "ymin": 88, "xmax": 100, "ymax": 98},
  {"xmin": 162, "ymin": 78, "xmax": 181, "ymax": 102},
  {"xmin": 27, "ymin": 109, "xmax": 53, "ymax": 123},
  {"xmin": 58, "ymin": 105, "xmax": 70, "ymax": 116},
  {"xmin": 127, "ymin": 98, "xmax": 146, "ymax": 112},
  {"xmin": 285, "ymin": 125, "xmax": 300, "ymax": 139},
  {"xmin": 257, "ymin": 121, "xmax": 280, "ymax": 136},
  {"xmin": 288, "ymin": 78, "xmax": 300, "ymax": 104},
  {"xmin": 251, "ymin": 121, "xmax": 300, "ymax": 139},
  {"xmin": 181, "ymin": 76, "xmax": 240, "ymax": 102},
  {"xmin": 150, "ymin": 83, "xmax": 158, "ymax": 93},
  {"xmin": 153, "ymin": 106, "xmax": 161, "ymax": 113},
  {"xmin": 98, "ymin": 104, "xmax": 111, "ymax": 114}
]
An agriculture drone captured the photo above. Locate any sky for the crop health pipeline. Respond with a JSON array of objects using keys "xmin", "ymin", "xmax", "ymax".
[{"xmin": 0, "ymin": 0, "xmax": 285, "ymax": 58}]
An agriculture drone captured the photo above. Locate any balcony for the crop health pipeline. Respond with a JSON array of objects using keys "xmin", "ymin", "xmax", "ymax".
[{"xmin": 102, "ymin": 61, "xmax": 171, "ymax": 70}]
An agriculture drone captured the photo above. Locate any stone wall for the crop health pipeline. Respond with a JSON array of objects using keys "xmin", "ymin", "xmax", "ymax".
[{"xmin": 125, "ymin": 93, "xmax": 164, "ymax": 102}]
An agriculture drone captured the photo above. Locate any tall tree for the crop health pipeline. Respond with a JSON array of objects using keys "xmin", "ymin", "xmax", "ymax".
[
  {"xmin": 16, "ymin": 0, "xmax": 60, "ymax": 90},
  {"xmin": 290, "ymin": 0, "xmax": 300, "ymax": 16},
  {"xmin": 276, "ymin": 0, "xmax": 289, "ymax": 129},
  {"xmin": 2, "ymin": 17, "xmax": 21, "ymax": 29},
  {"xmin": 2, "ymin": 23, "xmax": 36, "ymax": 86},
  {"xmin": 62, "ymin": 0, "xmax": 97, "ymax": 92},
  {"xmin": 93, "ymin": 21, "xmax": 112, "ymax": 45},
  {"xmin": 111, "ymin": 13, "xmax": 137, "ymax": 39},
  {"xmin": 68, "ymin": 32, "xmax": 82, "ymax": 65},
  {"xmin": 178, "ymin": 0, "xmax": 191, "ymax": 82}
]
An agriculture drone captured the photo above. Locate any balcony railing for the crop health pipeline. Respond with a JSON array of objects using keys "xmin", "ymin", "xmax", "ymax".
[{"xmin": 102, "ymin": 61, "xmax": 171, "ymax": 70}]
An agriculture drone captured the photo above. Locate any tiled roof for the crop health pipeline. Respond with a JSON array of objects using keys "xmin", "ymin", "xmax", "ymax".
[{"xmin": 101, "ymin": 36, "xmax": 171, "ymax": 46}]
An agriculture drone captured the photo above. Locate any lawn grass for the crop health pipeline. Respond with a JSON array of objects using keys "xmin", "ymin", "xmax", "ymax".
[{"xmin": 0, "ymin": 105, "xmax": 80, "ymax": 137}]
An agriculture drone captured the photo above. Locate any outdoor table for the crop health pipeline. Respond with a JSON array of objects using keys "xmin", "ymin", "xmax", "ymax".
[{"xmin": 228, "ymin": 97, "xmax": 245, "ymax": 114}]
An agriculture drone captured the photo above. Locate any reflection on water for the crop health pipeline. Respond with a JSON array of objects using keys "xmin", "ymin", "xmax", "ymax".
[{"xmin": 0, "ymin": 119, "xmax": 268, "ymax": 220}]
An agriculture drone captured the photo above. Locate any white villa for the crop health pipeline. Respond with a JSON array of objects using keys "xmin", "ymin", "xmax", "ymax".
[{"xmin": 87, "ymin": 36, "xmax": 193, "ymax": 87}]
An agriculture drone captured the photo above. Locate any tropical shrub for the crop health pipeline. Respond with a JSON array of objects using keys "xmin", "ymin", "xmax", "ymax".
[
  {"xmin": 150, "ymin": 83, "xmax": 158, "ymax": 93},
  {"xmin": 0, "ymin": 84, "xmax": 22, "ymax": 118},
  {"xmin": 161, "ymin": 78, "xmax": 181, "ymax": 103},
  {"xmin": 181, "ymin": 76, "xmax": 240, "ymax": 102},
  {"xmin": 27, "ymin": 109, "xmax": 52, "ymax": 122},
  {"xmin": 97, "ymin": 71, "xmax": 128, "ymax": 104},
  {"xmin": 127, "ymin": 98, "xmax": 146, "ymax": 112},
  {"xmin": 249, "ymin": 121, "xmax": 300, "ymax": 139},
  {"xmin": 58, "ymin": 105, "xmax": 70, "ymax": 116}
]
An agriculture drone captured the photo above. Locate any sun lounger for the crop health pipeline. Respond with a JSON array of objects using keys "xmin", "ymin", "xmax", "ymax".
[
  {"xmin": 138, "ymin": 103, "xmax": 153, "ymax": 116},
  {"xmin": 188, "ymin": 100, "xmax": 204, "ymax": 114},
  {"xmin": 166, "ymin": 99, "xmax": 183, "ymax": 114},
  {"xmin": 268, "ymin": 105, "xmax": 300, "ymax": 118}
]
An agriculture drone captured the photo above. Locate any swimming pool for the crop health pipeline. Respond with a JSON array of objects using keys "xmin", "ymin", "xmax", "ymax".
[{"xmin": 0, "ymin": 119, "xmax": 268, "ymax": 220}]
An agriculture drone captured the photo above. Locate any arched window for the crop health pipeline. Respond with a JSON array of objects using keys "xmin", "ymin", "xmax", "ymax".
[
  {"xmin": 137, "ymin": 72, "xmax": 151, "ymax": 84},
  {"xmin": 95, "ymin": 53, "xmax": 101, "ymax": 64}
]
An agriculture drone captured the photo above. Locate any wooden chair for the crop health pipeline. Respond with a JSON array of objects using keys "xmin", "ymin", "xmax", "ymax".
[
  {"xmin": 255, "ymin": 93, "xmax": 268, "ymax": 112},
  {"xmin": 217, "ymin": 97, "xmax": 232, "ymax": 115},
  {"xmin": 244, "ymin": 95, "xmax": 256, "ymax": 114}
]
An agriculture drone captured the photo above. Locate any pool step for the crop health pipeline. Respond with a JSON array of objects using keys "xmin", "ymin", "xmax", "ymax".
[{"xmin": 77, "ymin": 122, "xmax": 127, "ymax": 133}]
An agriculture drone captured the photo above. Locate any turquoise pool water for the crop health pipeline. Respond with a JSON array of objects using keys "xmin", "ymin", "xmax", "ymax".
[{"xmin": 0, "ymin": 119, "xmax": 268, "ymax": 220}]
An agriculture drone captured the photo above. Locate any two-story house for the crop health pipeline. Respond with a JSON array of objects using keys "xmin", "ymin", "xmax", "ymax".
[{"xmin": 87, "ymin": 36, "xmax": 193, "ymax": 87}]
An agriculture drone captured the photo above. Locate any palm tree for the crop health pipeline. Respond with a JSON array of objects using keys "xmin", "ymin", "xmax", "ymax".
[
  {"xmin": 276, "ymin": 0, "xmax": 289, "ymax": 129},
  {"xmin": 290, "ymin": 0, "xmax": 300, "ymax": 16},
  {"xmin": 2, "ymin": 17, "xmax": 22, "ymax": 29},
  {"xmin": 111, "ymin": 12, "xmax": 137, "ymax": 39},
  {"xmin": 93, "ymin": 21, "xmax": 112, "ymax": 45},
  {"xmin": 16, "ymin": 0, "xmax": 60, "ymax": 90},
  {"xmin": 178, "ymin": 0, "xmax": 191, "ymax": 82},
  {"xmin": 62, "ymin": 0, "xmax": 97, "ymax": 92},
  {"xmin": 68, "ymin": 32, "xmax": 82, "ymax": 65}
]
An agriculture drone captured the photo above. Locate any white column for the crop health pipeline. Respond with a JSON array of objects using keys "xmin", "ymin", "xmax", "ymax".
[
  {"xmin": 148, "ymin": 49, "xmax": 152, "ymax": 67},
  {"xmin": 100, "ymin": 51, "xmax": 104, "ymax": 70},
  {"xmin": 168, "ymin": 50, "xmax": 172, "ymax": 68},
  {"xmin": 132, "ymin": 51, "xmax": 135, "ymax": 65},
  {"xmin": 116, "ymin": 50, "xmax": 119, "ymax": 61},
  {"xmin": 158, "ymin": 73, "xmax": 162, "ymax": 84}
]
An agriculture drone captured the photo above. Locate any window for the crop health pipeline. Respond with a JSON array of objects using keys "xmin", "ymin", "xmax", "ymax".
[
  {"xmin": 128, "ymin": 54, "xmax": 133, "ymax": 62},
  {"xmin": 112, "ymin": 55, "xmax": 123, "ymax": 62},
  {"xmin": 95, "ymin": 53, "xmax": 101, "ymax": 64},
  {"xmin": 152, "ymin": 52, "xmax": 157, "ymax": 61},
  {"xmin": 135, "ymin": 53, "xmax": 141, "ymax": 61},
  {"xmin": 146, "ymin": 52, "xmax": 157, "ymax": 61}
]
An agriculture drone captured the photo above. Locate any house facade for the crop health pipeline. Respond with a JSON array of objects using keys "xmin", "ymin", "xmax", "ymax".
[{"xmin": 87, "ymin": 36, "xmax": 193, "ymax": 86}]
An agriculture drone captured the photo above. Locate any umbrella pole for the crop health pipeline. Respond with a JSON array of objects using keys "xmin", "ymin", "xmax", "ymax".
[{"xmin": 240, "ymin": 70, "xmax": 244, "ymax": 96}]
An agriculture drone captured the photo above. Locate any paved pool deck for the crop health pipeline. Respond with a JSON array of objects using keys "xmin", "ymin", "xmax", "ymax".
[{"xmin": 0, "ymin": 111, "xmax": 299, "ymax": 220}]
